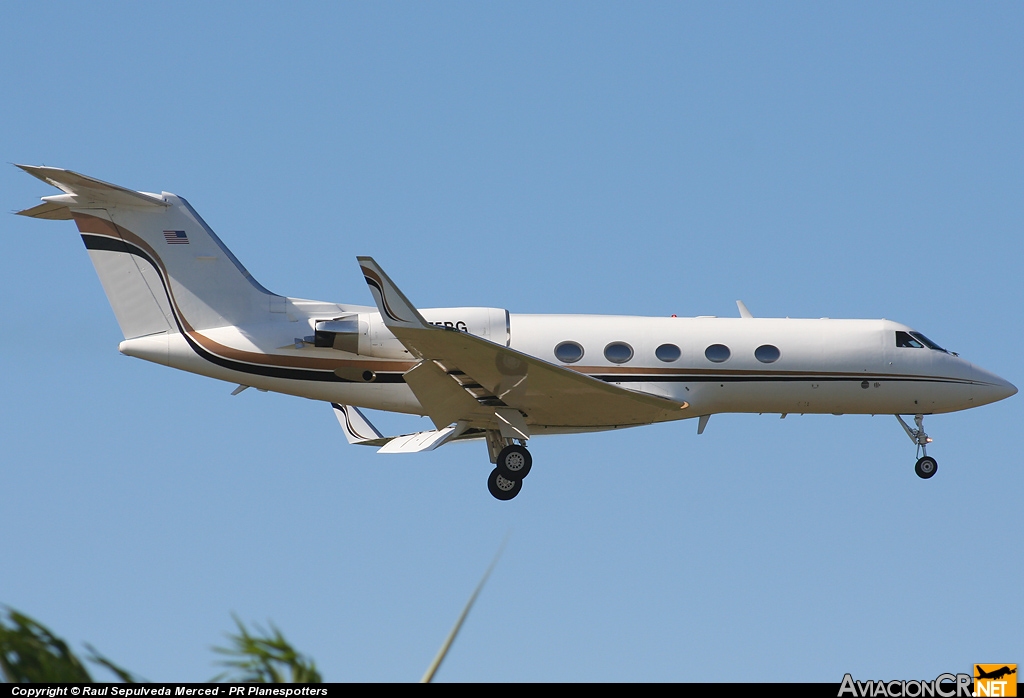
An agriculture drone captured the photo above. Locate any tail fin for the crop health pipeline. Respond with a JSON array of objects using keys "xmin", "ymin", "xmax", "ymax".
[{"xmin": 18, "ymin": 166, "xmax": 279, "ymax": 339}]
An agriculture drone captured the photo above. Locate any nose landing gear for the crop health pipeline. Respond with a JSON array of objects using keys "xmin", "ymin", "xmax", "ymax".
[
  {"xmin": 896, "ymin": 414, "xmax": 938, "ymax": 479},
  {"xmin": 914, "ymin": 455, "xmax": 937, "ymax": 479}
]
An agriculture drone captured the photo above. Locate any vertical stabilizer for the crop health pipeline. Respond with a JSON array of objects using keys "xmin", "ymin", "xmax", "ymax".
[{"xmin": 18, "ymin": 166, "xmax": 280, "ymax": 339}]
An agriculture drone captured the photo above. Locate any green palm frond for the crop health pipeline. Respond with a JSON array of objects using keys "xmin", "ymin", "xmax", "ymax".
[
  {"xmin": 3, "ymin": 538, "xmax": 503, "ymax": 683},
  {"xmin": 0, "ymin": 605, "xmax": 92, "ymax": 683},
  {"xmin": 212, "ymin": 615, "xmax": 321, "ymax": 683}
]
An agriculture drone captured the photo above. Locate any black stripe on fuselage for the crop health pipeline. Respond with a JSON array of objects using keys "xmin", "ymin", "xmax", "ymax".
[
  {"xmin": 82, "ymin": 234, "xmax": 405, "ymax": 384},
  {"xmin": 589, "ymin": 374, "xmax": 974, "ymax": 385}
]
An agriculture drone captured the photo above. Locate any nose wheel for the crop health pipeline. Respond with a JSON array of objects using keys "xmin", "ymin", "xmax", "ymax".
[
  {"xmin": 896, "ymin": 414, "xmax": 938, "ymax": 479},
  {"xmin": 914, "ymin": 456, "xmax": 938, "ymax": 479}
]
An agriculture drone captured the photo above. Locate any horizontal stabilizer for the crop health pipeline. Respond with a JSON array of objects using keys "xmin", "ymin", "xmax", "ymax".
[
  {"xmin": 16, "ymin": 164, "xmax": 168, "ymax": 212},
  {"xmin": 16, "ymin": 200, "xmax": 73, "ymax": 220}
]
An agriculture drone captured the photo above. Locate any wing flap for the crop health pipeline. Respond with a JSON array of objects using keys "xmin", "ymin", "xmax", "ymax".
[
  {"xmin": 377, "ymin": 426, "xmax": 461, "ymax": 453},
  {"xmin": 402, "ymin": 359, "xmax": 495, "ymax": 430}
]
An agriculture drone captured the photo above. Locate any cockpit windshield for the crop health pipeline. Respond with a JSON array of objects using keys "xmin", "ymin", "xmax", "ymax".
[
  {"xmin": 910, "ymin": 332, "xmax": 947, "ymax": 352},
  {"xmin": 895, "ymin": 330, "xmax": 948, "ymax": 353}
]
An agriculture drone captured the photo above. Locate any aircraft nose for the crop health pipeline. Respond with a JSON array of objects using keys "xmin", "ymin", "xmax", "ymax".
[
  {"xmin": 972, "ymin": 365, "xmax": 1017, "ymax": 406},
  {"xmin": 995, "ymin": 376, "xmax": 1018, "ymax": 401}
]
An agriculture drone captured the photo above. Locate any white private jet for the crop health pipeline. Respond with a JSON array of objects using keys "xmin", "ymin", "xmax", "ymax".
[{"xmin": 17, "ymin": 166, "xmax": 1017, "ymax": 500}]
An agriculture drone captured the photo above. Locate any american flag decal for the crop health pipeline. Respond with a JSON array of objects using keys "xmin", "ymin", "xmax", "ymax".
[{"xmin": 163, "ymin": 230, "xmax": 189, "ymax": 244}]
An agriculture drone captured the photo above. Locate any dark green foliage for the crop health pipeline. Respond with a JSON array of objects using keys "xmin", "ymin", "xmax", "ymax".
[
  {"xmin": 2, "ymin": 552, "xmax": 486, "ymax": 683},
  {"xmin": 1, "ymin": 606, "xmax": 315, "ymax": 684},
  {"xmin": 0, "ymin": 605, "xmax": 93, "ymax": 683},
  {"xmin": 212, "ymin": 616, "xmax": 321, "ymax": 683}
]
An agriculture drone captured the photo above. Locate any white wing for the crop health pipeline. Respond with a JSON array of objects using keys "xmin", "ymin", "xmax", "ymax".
[{"xmin": 356, "ymin": 257, "xmax": 689, "ymax": 433}]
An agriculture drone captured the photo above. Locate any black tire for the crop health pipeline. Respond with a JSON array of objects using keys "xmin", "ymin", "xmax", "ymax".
[
  {"xmin": 915, "ymin": 456, "xmax": 938, "ymax": 479},
  {"xmin": 496, "ymin": 444, "xmax": 533, "ymax": 479},
  {"xmin": 487, "ymin": 468, "xmax": 522, "ymax": 501}
]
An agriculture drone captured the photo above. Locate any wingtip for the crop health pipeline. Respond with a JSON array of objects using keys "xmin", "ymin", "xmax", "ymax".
[
  {"xmin": 333, "ymin": 403, "xmax": 385, "ymax": 443},
  {"xmin": 356, "ymin": 256, "xmax": 429, "ymax": 329}
]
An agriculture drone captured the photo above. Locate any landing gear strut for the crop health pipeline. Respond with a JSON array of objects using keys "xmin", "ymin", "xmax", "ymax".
[
  {"xmin": 895, "ymin": 414, "xmax": 938, "ymax": 479},
  {"xmin": 485, "ymin": 432, "xmax": 531, "ymax": 500}
]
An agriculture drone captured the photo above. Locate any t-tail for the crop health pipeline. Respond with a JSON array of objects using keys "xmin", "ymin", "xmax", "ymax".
[{"xmin": 16, "ymin": 165, "xmax": 281, "ymax": 340}]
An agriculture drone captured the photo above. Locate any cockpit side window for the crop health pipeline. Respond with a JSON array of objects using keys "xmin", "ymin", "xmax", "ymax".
[{"xmin": 895, "ymin": 331, "xmax": 924, "ymax": 348}]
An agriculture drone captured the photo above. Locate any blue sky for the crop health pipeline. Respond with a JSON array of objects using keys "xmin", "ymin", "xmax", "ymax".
[{"xmin": 1, "ymin": 2, "xmax": 1020, "ymax": 682}]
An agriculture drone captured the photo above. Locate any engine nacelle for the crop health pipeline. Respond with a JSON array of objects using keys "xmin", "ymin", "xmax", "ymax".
[{"xmin": 314, "ymin": 307, "xmax": 509, "ymax": 360}]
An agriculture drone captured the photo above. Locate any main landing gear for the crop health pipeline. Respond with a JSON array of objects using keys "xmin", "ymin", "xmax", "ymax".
[
  {"xmin": 895, "ymin": 414, "xmax": 938, "ymax": 479},
  {"xmin": 485, "ymin": 436, "xmax": 533, "ymax": 501}
]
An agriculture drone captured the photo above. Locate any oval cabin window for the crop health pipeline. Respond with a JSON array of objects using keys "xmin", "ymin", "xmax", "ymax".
[
  {"xmin": 604, "ymin": 342, "xmax": 634, "ymax": 364},
  {"xmin": 705, "ymin": 344, "xmax": 731, "ymax": 363},
  {"xmin": 755, "ymin": 344, "xmax": 780, "ymax": 363},
  {"xmin": 554, "ymin": 341, "xmax": 584, "ymax": 363},
  {"xmin": 655, "ymin": 343, "xmax": 681, "ymax": 362}
]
